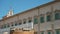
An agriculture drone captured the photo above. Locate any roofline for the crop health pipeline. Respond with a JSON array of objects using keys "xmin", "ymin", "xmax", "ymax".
[{"xmin": 0, "ymin": 0, "xmax": 59, "ymax": 22}]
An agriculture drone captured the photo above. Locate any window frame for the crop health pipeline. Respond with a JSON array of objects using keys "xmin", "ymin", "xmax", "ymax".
[
  {"xmin": 40, "ymin": 14, "xmax": 45, "ymax": 23},
  {"xmin": 55, "ymin": 10, "xmax": 60, "ymax": 20},
  {"xmin": 28, "ymin": 20, "xmax": 32, "ymax": 23},
  {"xmin": 19, "ymin": 22, "xmax": 22, "ymax": 25},
  {"xmin": 7, "ymin": 24, "xmax": 10, "ymax": 28},
  {"xmin": 15, "ymin": 23, "xmax": 18, "ymax": 26},
  {"xmin": 34, "ymin": 17, "xmax": 38, "ymax": 24},
  {"xmin": 47, "ymin": 30, "xmax": 52, "ymax": 34},
  {"xmin": 3, "ymin": 24, "xmax": 7, "ymax": 28},
  {"xmin": 55, "ymin": 29, "xmax": 60, "ymax": 34},
  {"xmin": 55, "ymin": 12, "xmax": 60, "ymax": 20},
  {"xmin": 46, "ymin": 12, "xmax": 52, "ymax": 22},
  {"xmin": 40, "ymin": 31, "xmax": 44, "ymax": 34},
  {"xmin": 23, "ymin": 21, "xmax": 26, "ymax": 24}
]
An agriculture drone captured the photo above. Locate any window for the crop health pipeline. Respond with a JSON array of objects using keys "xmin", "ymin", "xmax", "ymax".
[
  {"xmin": 41, "ymin": 31, "xmax": 44, "ymax": 34},
  {"xmin": 28, "ymin": 20, "xmax": 32, "ymax": 23},
  {"xmin": 4, "ymin": 24, "xmax": 6, "ymax": 28},
  {"xmin": 55, "ymin": 12, "xmax": 60, "ymax": 20},
  {"xmin": 11, "ymin": 24, "xmax": 14, "ymax": 26},
  {"xmin": 34, "ymin": 18, "xmax": 38, "ymax": 24},
  {"xmin": 7, "ymin": 24, "xmax": 10, "ymax": 27},
  {"xmin": 15, "ymin": 23, "xmax": 18, "ymax": 26},
  {"xmin": 48, "ymin": 31, "xmax": 51, "ymax": 34},
  {"xmin": 56, "ymin": 30, "xmax": 60, "ymax": 34},
  {"xmin": 40, "ymin": 16, "xmax": 44, "ymax": 23},
  {"xmin": 47, "ymin": 15, "xmax": 51, "ymax": 21},
  {"xmin": 19, "ymin": 23, "xmax": 22, "ymax": 25},
  {"xmin": 23, "ymin": 21, "xmax": 26, "ymax": 24},
  {"xmin": 1, "ymin": 25, "xmax": 4, "ymax": 29}
]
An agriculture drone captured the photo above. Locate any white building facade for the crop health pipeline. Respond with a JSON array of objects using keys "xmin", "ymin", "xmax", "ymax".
[{"xmin": 0, "ymin": 0, "xmax": 60, "ymax": 34}]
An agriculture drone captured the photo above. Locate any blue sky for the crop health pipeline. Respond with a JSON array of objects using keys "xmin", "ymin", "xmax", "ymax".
[{"xmin": 0, "ymin": 0, "xmax": 53, "ymax": 19}]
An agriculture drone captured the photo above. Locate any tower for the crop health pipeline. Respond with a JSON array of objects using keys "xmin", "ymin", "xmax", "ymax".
[{"xmin": 6, "ymin": 9, "xmax": 14, "ymax": 17}]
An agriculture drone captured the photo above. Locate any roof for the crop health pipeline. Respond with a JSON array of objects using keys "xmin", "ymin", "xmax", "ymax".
[{"xmin": 0, "ymin": 0, "xmax": 59, "ymax": 22}]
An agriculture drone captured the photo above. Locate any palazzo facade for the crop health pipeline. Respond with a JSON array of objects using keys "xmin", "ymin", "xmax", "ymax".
[{"xmin": 0, "ymin": 0, "xmax": 60, "ymax": 34}]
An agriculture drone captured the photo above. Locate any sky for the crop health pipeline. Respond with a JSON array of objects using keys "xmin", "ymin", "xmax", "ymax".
[{"xmin": 0, "ymin": 0, "xmax": 53, "ymax": 19}]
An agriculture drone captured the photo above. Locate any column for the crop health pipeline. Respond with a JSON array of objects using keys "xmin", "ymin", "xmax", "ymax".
[{"xmin": 32, "ymin": 17, "xmax": 34, "ymax": 30}]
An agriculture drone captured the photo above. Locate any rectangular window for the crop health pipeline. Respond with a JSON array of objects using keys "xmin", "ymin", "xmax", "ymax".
[
  {"xmin": 40, "ymin": 17, "xmax": 44, "ymax": 23},
  {"xmin": 34, "ymin": 18, "xmax": 38, "ymax": 24},
  {"xmin": 11, "ymin": 24, "xmax": 14, "ymax": 26},
  {"xmin": 28, "ymin": 20, "xmax": 32, "ymax": 23},
  {"xmin": 48, "ymin": 31, "xmax": 51, "ymax": 34},
  {"xmin": 56, "ymin": 30, "xmax": 60, "ymax": 34},
  {"xmin": 41, "ymin": 31, "xmax": 44, "ymax": 34},
  {"xmin": 19, "ymin": 23, "xmax": 22, "ymax": 25},
  {"xmin": 23, "ymin": 21, "xmax": 26, "ymax": 24},
  {"xmin": 7, "ymin": 24, "xmax": 10, "ymax": 27},
  {"xmin": 1, "ymin": 25, "xmax": 4, "ymax": 29},
  {"xmin": 47, "ymin": 15, "xmax": 51, "ymax": 21},
  {"xmin": 15, "ymin": 23, "xmax": 18, "ymax": 26},
  {"xmin": 55, "ymin": 13, "xmax": 60, "ymax": 20},
  {"xmin": 4, "ymin": 24, "xmax": 6, "ymax": 28}
]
